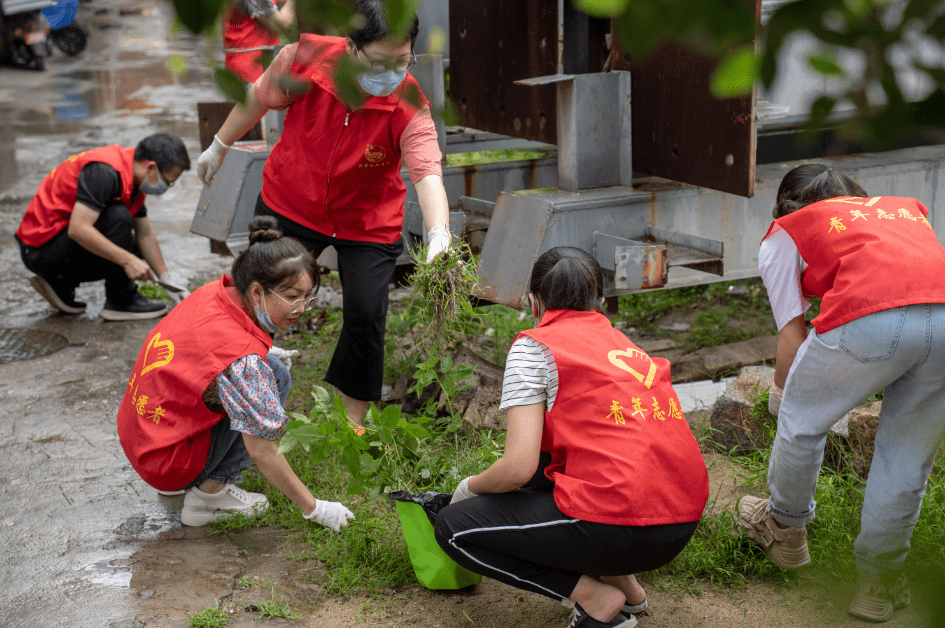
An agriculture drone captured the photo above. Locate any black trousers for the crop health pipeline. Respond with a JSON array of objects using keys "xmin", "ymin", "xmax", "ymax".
[
  {"xmin": 434, "ymin": 457, "xmax": 699, "ymax": 601},
  {"xmin": 254, "ymin": 195, "xmax": 403, "ymax": 401},
  {"xmin": 18, "ymin": 201, "xmax": 137, "ymax": 300}
]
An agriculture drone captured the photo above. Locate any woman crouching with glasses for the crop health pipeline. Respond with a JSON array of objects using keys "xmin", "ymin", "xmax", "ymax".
[{"xmin": 118, "ymin": 216, "xmax": 355, "ymax": 532}]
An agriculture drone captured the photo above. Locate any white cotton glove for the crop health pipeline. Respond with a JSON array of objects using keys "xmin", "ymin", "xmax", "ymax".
[
  {"xmin": 768, "ymin": 382, "xmax": 783, "ymax": 416},
  {"xmin": 268, "ymin": 346, "xmax": 300, "ymax": 370},
  {"xmin": 425, "ymin": 225, "xmax": 452, "ymax": 263},
  {"xmin": 197, "ymin": 135, "xmax": 232, "ymax": 186},
  {"xmin": 449, "ymin": 476, "xmax": 478, "ymax": 505},
  {"xmin": 304, "ymin": 499, "xmax": 355, "ymax": 533},
  {"xmin": 157, "ymin": 272, "xmax": 190, "ymax": 305}
]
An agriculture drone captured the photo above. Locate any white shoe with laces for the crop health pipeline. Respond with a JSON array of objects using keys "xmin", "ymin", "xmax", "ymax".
[{"xmin": 180, "ymin": 484, "xmax": 268, "ymax": 526}]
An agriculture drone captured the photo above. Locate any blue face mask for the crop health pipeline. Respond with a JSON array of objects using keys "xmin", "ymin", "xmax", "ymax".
[
  {"xmin": 254, "ymin": 297, "xmax": 279, "ymax": 334},
  {"xmin": 358, "ymin": 68, "xmax": 407, "ymax": 97},
  {"xmin": 139, "ymin": 177, "xmax": 169, "ymax": 196}
]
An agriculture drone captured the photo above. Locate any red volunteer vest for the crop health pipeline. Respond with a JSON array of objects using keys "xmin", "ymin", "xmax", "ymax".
[
  {"xmin": 223, "ymin": 0, "xmax": 279, "ymax": 83},
  {"xmin": 261, "ymin": 35, "xmax": 429, "ymax": 243},
  {"xmin": 117, "ymin": 276, "xmax": 272, "ymax": 491},
  {"xmin": 763, "ymin": 196, "xmax": 945, "ymax": 333},
  {"xmin": 16, "ymin": 145, "xmax": 145, "ymax": 248},
  {"xmin": 518, "ymin": 309, "xmax": 709, "ymax": 526}
]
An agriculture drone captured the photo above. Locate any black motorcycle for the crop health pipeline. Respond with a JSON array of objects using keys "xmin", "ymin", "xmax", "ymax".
[{"xmin": 0, "ymin": 4, "xmax": 49, "ymax": 71}]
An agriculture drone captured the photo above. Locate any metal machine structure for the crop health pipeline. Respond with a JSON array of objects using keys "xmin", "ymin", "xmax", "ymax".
[{"xmin": 191, "ymin": 0, "xmax": 945, "ymax": 309}]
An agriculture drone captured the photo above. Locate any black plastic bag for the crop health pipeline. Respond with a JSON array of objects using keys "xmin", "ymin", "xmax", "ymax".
[{"xmin": 388, "ymin": 490, "xmax": 453, "ymax": 527}]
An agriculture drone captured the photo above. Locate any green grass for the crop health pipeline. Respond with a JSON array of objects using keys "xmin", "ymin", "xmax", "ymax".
[
  {"xmin": 444, "ymin": 147, "xmax": 556, "ymax": 168},
  {"xmin": 249, "ymin": 588, "xmax": 299, "ymax": 620},
  {"xmin": 240, "ymin": 275, "xmax": 944, "ymax": 611},
  {"xmin": 188, "ymin": 603, "xmax": 228, "ymax": 628}
]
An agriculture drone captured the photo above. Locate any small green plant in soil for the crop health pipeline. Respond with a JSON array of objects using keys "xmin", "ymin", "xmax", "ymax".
[
  {"xmin": 188, "ymin": 602, "xmax": 228, "ymax": 628},
  {"xmin": 249, "ymin": 588, "xmax": 299, "ymax": 620}
]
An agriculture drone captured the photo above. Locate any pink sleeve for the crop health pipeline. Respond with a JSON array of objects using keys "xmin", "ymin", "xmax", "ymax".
[
  {"xmin": 401, "ymin": 107, "xmax": 443, "ymax": 184},
  {"xmin": 252, "ymin": 42, "xmax": 301, "ymax": 111}
]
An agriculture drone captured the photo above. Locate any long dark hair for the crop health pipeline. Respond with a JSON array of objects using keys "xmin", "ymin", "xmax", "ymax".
[
  {"xmin": 773, "ymin": 164, "xmax": 868, "ymax": 218},
  {"xmin": 529, "ymin": 246, "xmax": 604, "ymax": 314},
  {"xmin": 231, "ymin": 216, "xmax": 319, "ymax": 295}
]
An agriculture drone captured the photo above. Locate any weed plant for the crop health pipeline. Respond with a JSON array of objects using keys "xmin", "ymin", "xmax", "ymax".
[
  {"xmin": 249, "ymin": 588, "xmax": 299, "ymax": 620},
  {"xmin": 403, "ymin": 241, "xmax": 482, "ymax": 352},
  {"xmin": 188, "ymin": 603, "xmax": 228, "ymax": 628},
  {"xmin": 136, "ymin": 281, "xmax": 169, "ymax": 302}
]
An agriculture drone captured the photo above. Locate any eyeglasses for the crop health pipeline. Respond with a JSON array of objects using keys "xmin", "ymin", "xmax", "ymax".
[
  {"xmin": 267, "ymin": 288, "xmax": 317, "ymax": 314},
  {"xmin": 157, "ymin": 169, "xmax": 175, "ymax": 188},
  {"xmin": 356, "ymin": 46, "xmax": 416, "ymax": 73}
]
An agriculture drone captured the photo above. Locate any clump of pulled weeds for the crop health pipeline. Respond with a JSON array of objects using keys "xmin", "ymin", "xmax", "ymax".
[{"xmin": 405, "ymin": 241, "xmax": 482, "ymax": 352}]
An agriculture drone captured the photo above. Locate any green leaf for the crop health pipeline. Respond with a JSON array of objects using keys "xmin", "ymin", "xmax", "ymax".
[
  {"xmin": 710, "ymin": 46, "xmax": 758, "ymax": 98},
  {"xmin": 843, "ymin": 0, "xmax": 871, "ymax": 19},
  {"xmin": 165, "ymin": 54, "xmax": 188, "ymax": 78},
  {"xmin": 276, "ymin": 431, "xmax": 298, "ymax": 456},
  {"xmin": 333, "ymin": 51, "xmax": 365, "ymax": 109},
  {"xmin": 574, "ymin": 0, "xmax": 631, "ymax": 18},
  {"xmin": 213, "ymin": 67, "xmax": 247, "ymax": 105},
  {"xmin": 384, "ymin": 0, "xmax": 418, "ymax": 42},
  {"xmin": 807, "ymin": 54, "xmax": 846, "ymax": 77},
  {"xmin": 171, "ymin": 0, "xmax": 225, "ymax": 35}
]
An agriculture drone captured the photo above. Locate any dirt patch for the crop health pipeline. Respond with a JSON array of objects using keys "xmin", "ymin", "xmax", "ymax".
[{"xmin": 122, "ymin": 451, "xmax": 930, "ymax": 628}]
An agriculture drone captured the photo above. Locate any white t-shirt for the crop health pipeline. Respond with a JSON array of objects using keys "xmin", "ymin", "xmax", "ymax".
[
  {"xmin": 758, "ymin": 227, "xmax": 811, "ymax": 330},
  {"xmin": 499, "ymin": 336, "xmax": 559, "ymax": 412}
]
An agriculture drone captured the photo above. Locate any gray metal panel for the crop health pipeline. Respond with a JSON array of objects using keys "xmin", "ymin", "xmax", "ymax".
[
  {"xmin": 416, "ymin": 0, "xmax": 449, "ymax": 62},
  {"xmin": 477, "ymin": 191, "xmax": 555, "ymax": 307},
  {"xmin": 593, "ymin": 233, "xmax": 666, "ymax": 290},
  {"xmin": 1, "ymin": 0, "xmax": 55, "ymax": 13},
  {"xmin": 190, "ymin": 143, "xmax": 269, "ymax": 242},
  {"xmin": 556, "ymin": 72, "xmax": 631, "ymax": 191}
]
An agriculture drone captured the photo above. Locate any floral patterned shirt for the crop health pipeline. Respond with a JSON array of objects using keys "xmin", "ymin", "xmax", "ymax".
[{"xmin": 203, "ymin": 353, "xmax": 287, "ymax": 441}]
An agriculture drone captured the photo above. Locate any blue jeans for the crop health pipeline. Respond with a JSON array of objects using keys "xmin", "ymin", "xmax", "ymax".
[
  {"xmin": 183, "ymin": 354, "xmax": 292, "ymax": 489},
  {"xmin": 768, "ymin": 304, "xmax": 945, "ymax": 576}
]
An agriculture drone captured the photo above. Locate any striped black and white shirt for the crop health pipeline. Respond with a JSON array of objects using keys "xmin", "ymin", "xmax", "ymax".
[{"xmin": 499, "ymin": 336, "xmax": 559, "ymax": 412}]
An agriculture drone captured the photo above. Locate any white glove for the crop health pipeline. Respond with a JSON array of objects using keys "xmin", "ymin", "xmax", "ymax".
[
  {"xmin": 158, "ymin": 272, "xmax": 190, "ymax": 305},
  {"xmin": 449, "ymin": 476, "xmax": 478, "ymax": 505},
  {"xmin": 304, "ymin": 499, "xmax": 355, "ymax": 533},
  {"xmin": 768, "ymin": 382, "xmax": 783, "ymax": 416},
  {"xmin": 268, "ymin": 346, "xmax": 300, "ymax": 370},
  {"xmin": 426, "ymin": 225, "xmax": 452, "ymax": 263},
  {"xmin": 197, "ymin": 135, "xmax": 231, "ymax": 186}
]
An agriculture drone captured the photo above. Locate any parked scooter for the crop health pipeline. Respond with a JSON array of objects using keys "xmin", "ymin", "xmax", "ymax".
[
  {"xmin": 42, "ymin": 0, "xmax": 86, "ymax": 56},
  {"xmin": 0, "ymin": 1, "xmax": 53, "ymax": 71}
]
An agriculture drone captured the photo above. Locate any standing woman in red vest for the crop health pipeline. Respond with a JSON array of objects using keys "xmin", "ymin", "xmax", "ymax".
[
  {"xmin": 435, "ymin": 247, "xmax": 709, "ymax": 628},
  {"xmin": 738, "ymin": 165, "xmax": 945, "ymax": 622},
  {"xmin": 197, "ymin": 0, "xmax": 450, "ymax": 428},
  {"xmin": 118, "ymin": 216, "xmax": 354, "ymax": 532}
]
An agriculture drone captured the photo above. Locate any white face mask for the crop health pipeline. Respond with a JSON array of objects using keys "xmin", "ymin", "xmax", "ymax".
[
  {"xmin": 357, "ymin": 67, "xmax": 407, "ymax": 97},
  {"xmin": 254, "ymin": 296, "xmax": 279, "ymax": 334}
]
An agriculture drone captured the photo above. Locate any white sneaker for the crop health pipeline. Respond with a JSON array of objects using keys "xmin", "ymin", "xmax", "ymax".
[
  {"xmin": 157, "ymin": 488, "xmax": 186, "ymax": 496},
  {"xmin": 180, "ymin": 484, "xmax": 269, "ymax": 526}
]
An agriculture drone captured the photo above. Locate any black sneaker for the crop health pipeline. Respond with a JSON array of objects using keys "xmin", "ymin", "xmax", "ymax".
[
  {"xmin": 566, "ymin": 604, "xmax": 637, "ymax": 628},
  {"xmin": 29, "ymin": 275, "xmax": 86, "ymax": 314},
  {"xmin": 100, "ymin": 291, "xmax": 168, "ymax": 321}
]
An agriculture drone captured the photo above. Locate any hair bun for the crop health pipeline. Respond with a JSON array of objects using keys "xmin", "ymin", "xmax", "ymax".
[{"xmin": 247, "ymin": 215, "xmax": 283, "ymax": 246}]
